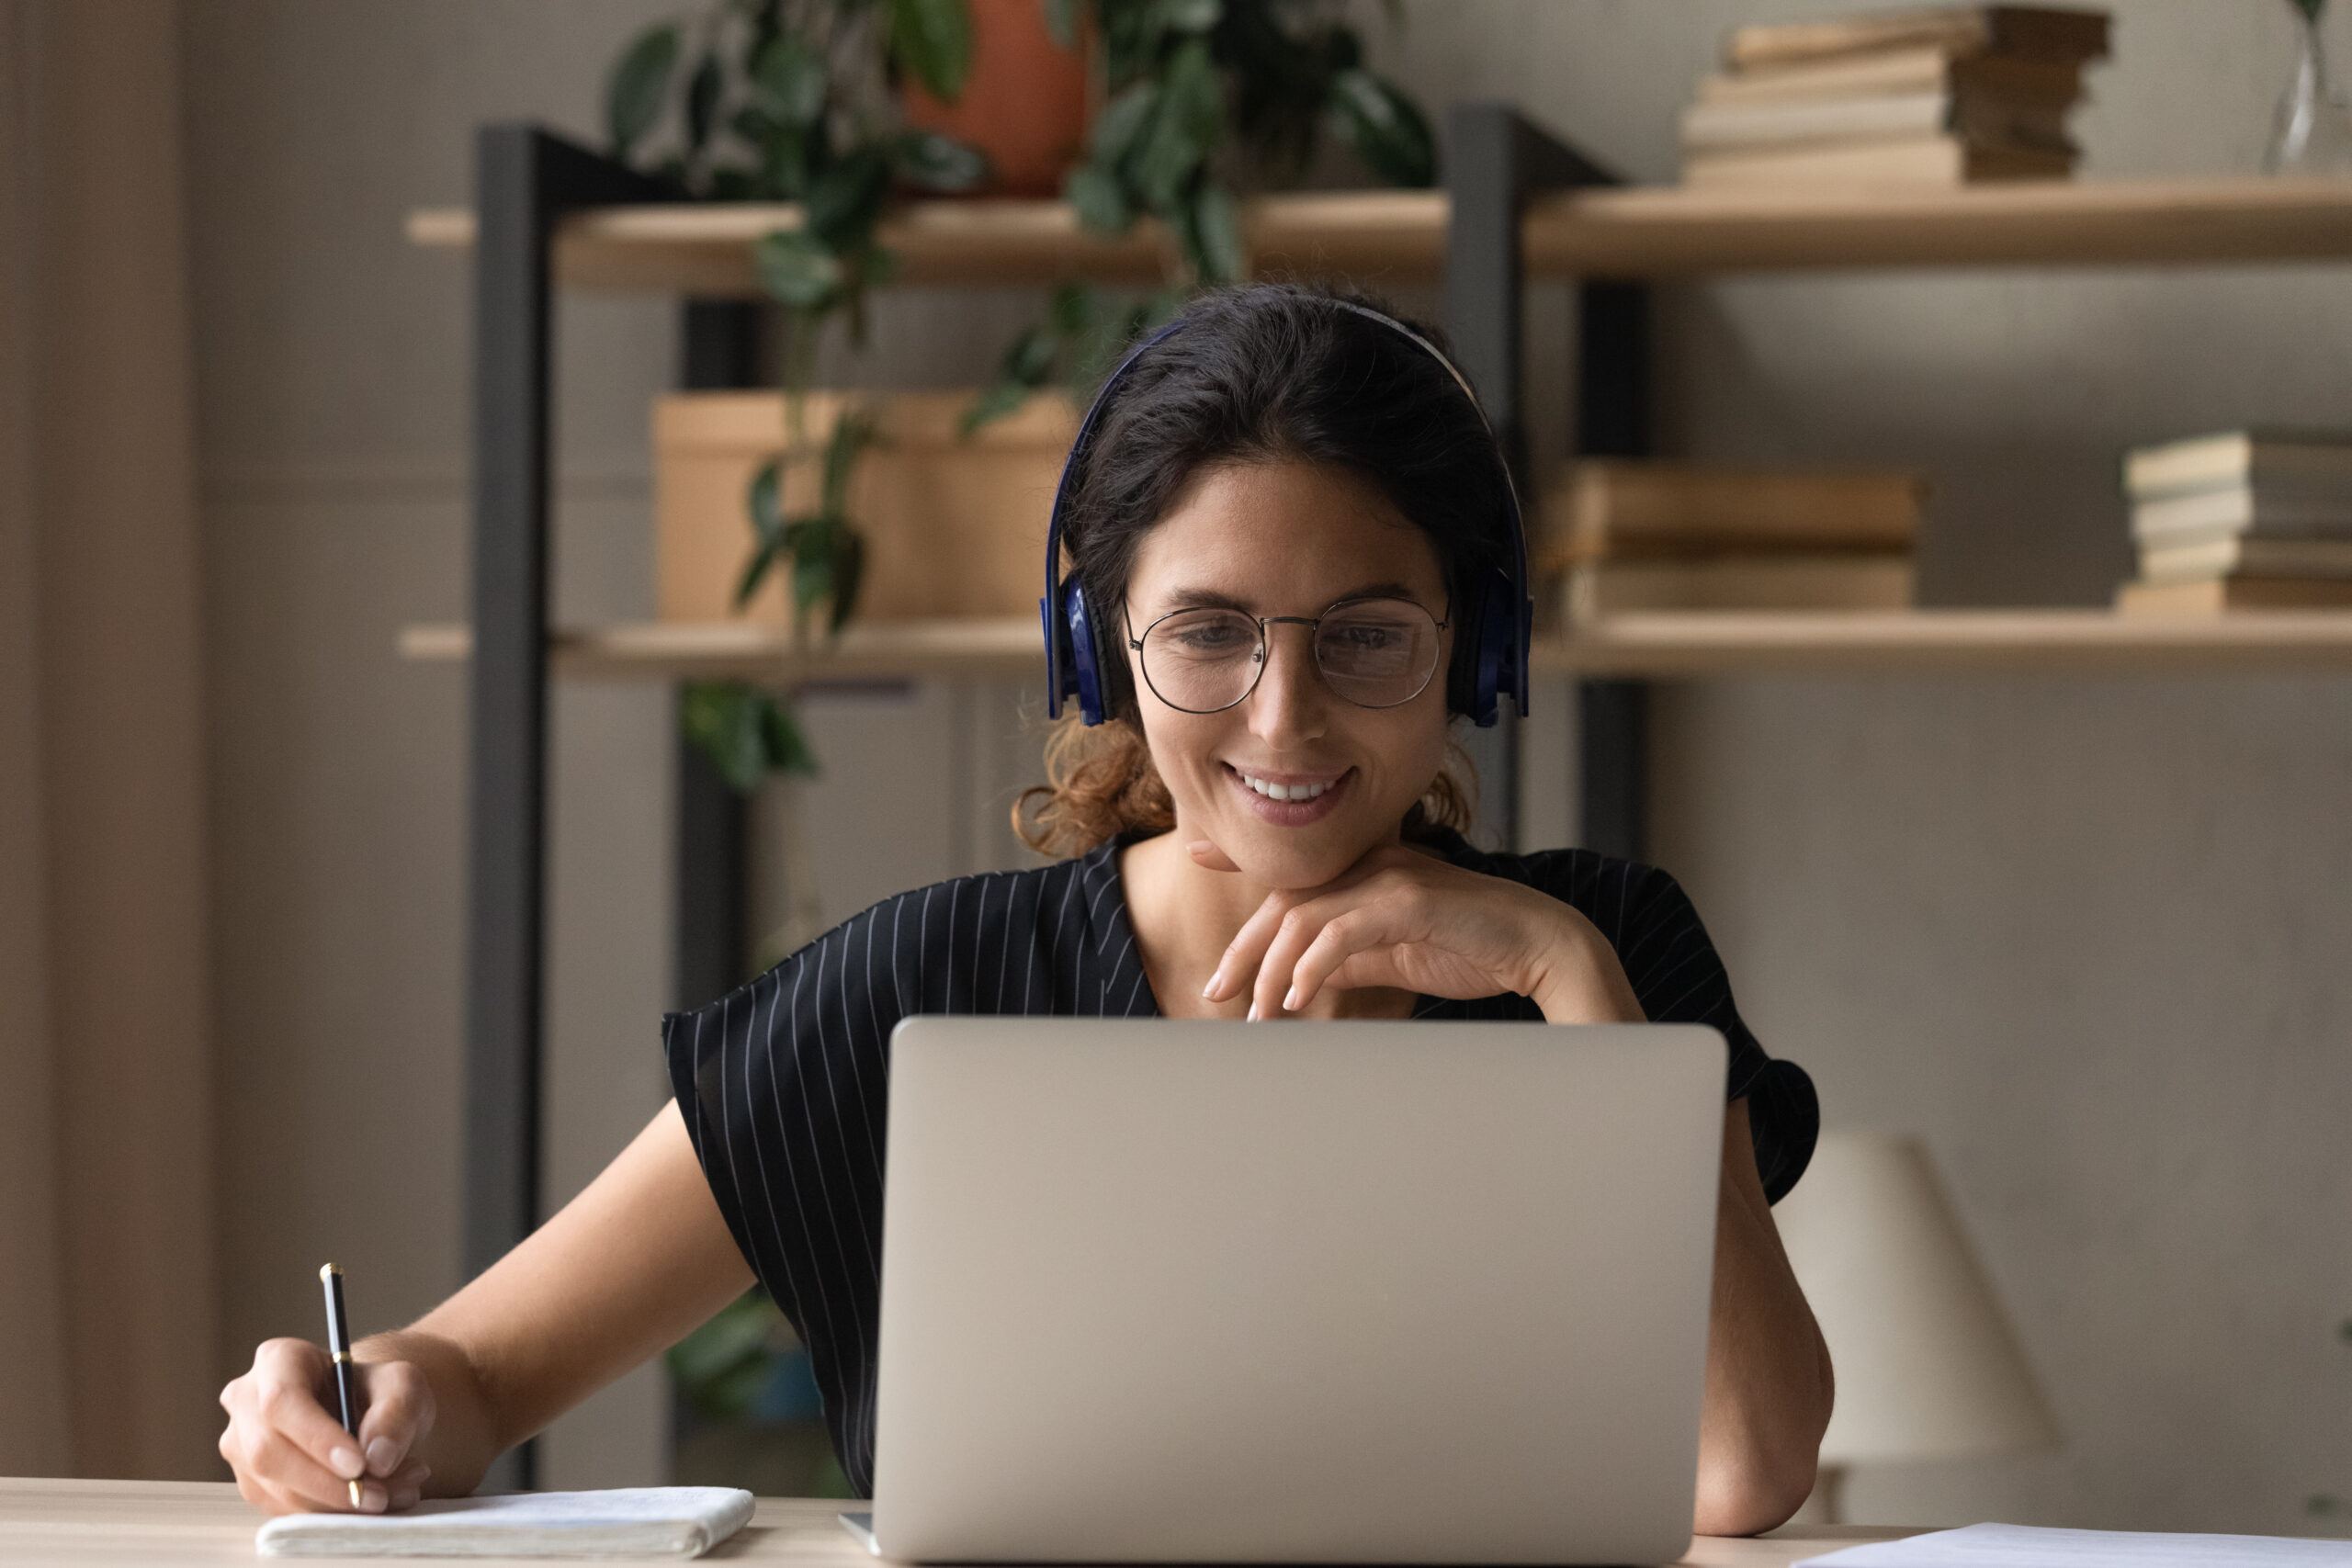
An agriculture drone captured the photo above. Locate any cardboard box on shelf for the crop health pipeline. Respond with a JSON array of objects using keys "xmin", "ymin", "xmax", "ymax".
[{"xmin": 655, "ymin": 389, "xmax": 1079, "ymax": 627}]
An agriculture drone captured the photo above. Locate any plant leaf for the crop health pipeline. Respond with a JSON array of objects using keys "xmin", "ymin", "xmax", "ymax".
[
  {"xmin": 1327, "ymin": 68, "xmax": 1434, "ymax": 187},
  {"xmin": 791, "ymin": 539, "xmax": 835, "ymax": 618},
  {"xmin": 759, "ymin": 698, "xmax": 821, "ymax": 776},
  {"xmin": 804, "ymin": 146, "xmax": 893, "ymax": 252},
  {"xmin": 893, "ymin": 130, "xmax": 990, "ymax": 191},
  {"xmin": 754, "ymin": 230, "xmax": 842, "ymax": 309},
  {"xmin": 752, "ymin": 33, "xmax": 829, "ymax": 127},
  {"xmin": 684, "ymin": 49, "xmax": 724, "ymax": 154},
  {"xmin": 888, "ymin": 0, "xmax": 976, "ymax": 103},
  {"xmin": 1133, "ymin": 39, "xmax": 1222, "ymax": 212},
  {"xmin": 1186, "ymin": 181, "xmax": 1245, "ymax": 284},
  {"xmin": 827, "ymin": 528, "xmax": 867, "ymax": 633},
  {"xmin": 1153, "ymin": 0, "xmax": 1220, "ymax": 34},
  {"xmin": 1088, "ymin": 79, "xmax": 1160, "ymax": 168},
  {"xmin": 959, "ymin": 378, "xmax": 1035, "ymax": 435},
  {"xmin": 1043, "ymin": 0, "xmax": 1081, "ymax": 50},
  {"xmin": 746, "ymin": 458, "xmax": 784, "ymax": 544},
  {"xmin": 736, "ymin": 535, "xmax": 783, "ymax": 604},
  {"xmin": 681, "ymin": 682, "xmax": 773, "ymax": 795},
  {"xmin": 1064, "ymin": 164, "xmax": 1132, "ymax": 232},
  {"xmin": 605, "ymin": 23, "xmax": 680, "ymax": 159},
  {"xmin": 820, "ymin": 407, "xmax": 885, "ymax": 515},
  {"xmin": 1047, "ymin": 278, "xmax": 1091, "ymax": 336}
]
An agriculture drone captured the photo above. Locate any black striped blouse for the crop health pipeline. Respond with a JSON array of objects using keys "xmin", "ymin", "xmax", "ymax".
[{"xmin": 662, "ymin": 828, "xmax": 1817, "ymax": 1497}]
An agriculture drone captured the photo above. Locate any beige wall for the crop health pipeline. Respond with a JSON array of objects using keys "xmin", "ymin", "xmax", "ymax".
[{"xmin": 187, "ymin": 0, "xmax": 2352, "ymax": 1529}]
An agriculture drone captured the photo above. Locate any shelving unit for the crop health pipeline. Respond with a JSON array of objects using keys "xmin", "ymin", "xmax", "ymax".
[
  {"xmin": 401, "ymin": 610, "xmax": 2352, "ymax": 681},
  {"xmin": 413, "ymin": 119, "xmax": 2352, "ymax": 1494}
]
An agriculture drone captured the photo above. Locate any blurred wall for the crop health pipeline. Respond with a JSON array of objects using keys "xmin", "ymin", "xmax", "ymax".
[{"xmin": 185, "ymin": 0, "xmax": 2352, "ymax": 1528}]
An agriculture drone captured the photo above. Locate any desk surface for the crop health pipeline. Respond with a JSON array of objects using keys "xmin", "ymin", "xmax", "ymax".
[{"xmin": 1, "ymin": 1478, "xmax": 1912, "ymax": 1567}]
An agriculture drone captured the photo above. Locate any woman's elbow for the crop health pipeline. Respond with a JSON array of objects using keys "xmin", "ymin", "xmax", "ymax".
[
  {"xmin": 1693, "ymin": 1337, "xmax": 1834, "ymax": 1536},
  {"xmin": 1693, "ymin": 1439, "xmax": 1819, "ymax": 1537}
]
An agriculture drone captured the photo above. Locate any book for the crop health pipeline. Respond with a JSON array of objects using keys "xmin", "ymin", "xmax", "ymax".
[
  {"xmin": 254, "ymin": 1487, "xmax": 756, "ymax": 1559},
  {"xmin": 2123, "ymin": 430, "xmax": 2352, "ymax": 499},
  {"xmin": 1725, "ymin": 6, "xmax": 2111, "ymax": 73},
  {"xmin": 1680, "ymin": 90, "xmax": 2074, "ymax": 155},
  {"xmin": 1683, "ymin": 133, "xmax": 2072, "ymax": 188},
  {"xmin": 2137, "ymin": 535, "xmax": 2352, "ymax": 581},
  {"xmin": 2131, "ymin": 486, "xmax": 2352, "ymax": 545},
  {"xmin": 1540, "ymin": 460, "xmax": 1925, "ymax": 562},
  {"xmin": 1566, "ymin": 557, "xmax": 1916, "ymax": 618},
  {"xmin": 1695, "ymin": 46, "xmax": 2084, "ymax": 107},
  {"xmin": 2114, "ymin": 575, "xmax": 2352, "ymax": 615}
]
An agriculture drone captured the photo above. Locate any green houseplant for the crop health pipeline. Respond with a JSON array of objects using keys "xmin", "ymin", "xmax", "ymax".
[
  {"xmin": 606, "ymin": 0, "xmax": 990, "ymax": 789},
  {"xmin": 606, "ymin": 0, "xmax": 1432, "ymax": 795}
]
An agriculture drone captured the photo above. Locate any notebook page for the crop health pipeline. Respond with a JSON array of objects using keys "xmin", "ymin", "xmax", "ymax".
[
  {"xmin": 1800, "ymin": 1523, "xmax": 2352, "ymax": 1568},
  {"xmin": 254, "ymin": 1486, "xmax": 755, "ymax": 1559}
]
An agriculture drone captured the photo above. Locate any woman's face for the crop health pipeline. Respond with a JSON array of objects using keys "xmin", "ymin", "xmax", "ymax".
[{"xmin": 1122, "ymin": 458, "xmax": 1453, "ymax": 891}]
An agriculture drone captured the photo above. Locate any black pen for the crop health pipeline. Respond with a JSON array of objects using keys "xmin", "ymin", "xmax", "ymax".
[{"xmin": 320, "ymin": 1263, "xmax": 364, "ymax": 1508}]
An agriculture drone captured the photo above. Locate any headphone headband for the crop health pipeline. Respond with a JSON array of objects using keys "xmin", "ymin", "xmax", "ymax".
[{"xmin": 1043, "ymin": 296, "xmax": 1532, "ymax": 728}]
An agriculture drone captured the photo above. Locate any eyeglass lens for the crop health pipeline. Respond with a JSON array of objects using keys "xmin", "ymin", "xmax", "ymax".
[{"xmin": 1139, "ymin": 601, "xmax": 1441, "ymax": 714}]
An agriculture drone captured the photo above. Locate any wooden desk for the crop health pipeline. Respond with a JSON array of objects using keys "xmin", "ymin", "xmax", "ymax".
[{"xmin": 1, "ymin": 1478, "xmax": 1912, "ymax": 1566}]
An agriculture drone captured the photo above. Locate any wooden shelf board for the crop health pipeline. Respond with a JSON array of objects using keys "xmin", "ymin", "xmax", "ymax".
[
  {"xmin": 399, "ymin": 610, "xmax": 2352, "ymax": 682},
  {"xmin": 403, "ymin": 190, "xmax": 1442, "ymax": 292},
  {"xmin": 1530, "ymin": 609, "xmax": 2352, "ymax": 675},
  {"xmin": 397, "ymin": 617, "xmax": 1046, "ymax": 681},
  {"xmin": 406, "ymin": 178, "xmax": 2352, "ymax": 292}
]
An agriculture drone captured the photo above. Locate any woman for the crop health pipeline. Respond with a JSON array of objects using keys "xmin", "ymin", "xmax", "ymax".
[{"xmin": 219, "ymin": 284, "xmax": 1833, "ymax": 1536}]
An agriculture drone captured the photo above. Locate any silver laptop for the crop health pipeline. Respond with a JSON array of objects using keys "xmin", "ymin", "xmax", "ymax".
[{"xmin": 858, "ymin": 1018, "xmax": 1725, "ymax": 1565}]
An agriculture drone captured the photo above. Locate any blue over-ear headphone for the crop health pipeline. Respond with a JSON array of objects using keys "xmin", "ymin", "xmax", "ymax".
[{"xmin": 1041, "ymin": 299, "xmax": 1532, "ymax": 728}]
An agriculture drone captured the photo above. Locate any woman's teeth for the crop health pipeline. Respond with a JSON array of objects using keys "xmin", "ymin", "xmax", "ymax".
[{"xmin": 1241, "ymin": 772, "xmax": 1330, "ymax": 802}]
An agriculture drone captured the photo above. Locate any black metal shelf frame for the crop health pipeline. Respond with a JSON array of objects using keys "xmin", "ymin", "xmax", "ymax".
[{"xmin": 457, "ymin": 107, "xmax": 1648, "ymax": 1482}]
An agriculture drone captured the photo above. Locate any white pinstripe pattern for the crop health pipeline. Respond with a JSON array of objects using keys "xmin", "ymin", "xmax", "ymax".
[{"xmin": 660, "ymin": 829, "xmax": 1814, "ymax": 1496}]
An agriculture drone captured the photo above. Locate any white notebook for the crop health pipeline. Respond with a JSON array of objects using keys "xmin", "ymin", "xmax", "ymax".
[
  {"xmin": 254, "ymin": 1487, "xmax": 755, "ymax": 1559},
  {"xmin": 1800, "ymin": 1523, "xmax": 2352, "ymax": 1568}
]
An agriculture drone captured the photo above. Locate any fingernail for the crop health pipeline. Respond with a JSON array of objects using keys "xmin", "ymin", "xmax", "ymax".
[
  {"xmin": 1201, "ymin": 971, "xmax": 1221, "ymax": 999},
  {"xmin": 360, "ymin": 1484, "xmax": 388, "ymax": 1514},
  {"xmin": 367, "ymin": 1438, "xmax": 400, "ymax": 1476},
  {"xmin": 1247, "ymin": 1002, "xmax": 1260, "ymax": 1022},
  {"xmin": 392, "ymin": 1489, "xmax": 421, "ymax": 1511},
  {"xmin": 1283, "ymin": 987, "xmax": 1300, "ymax": 1012},
  {"xmin": 331, "ymin": 1446, "xmax": 364, "ymax": 1479}
]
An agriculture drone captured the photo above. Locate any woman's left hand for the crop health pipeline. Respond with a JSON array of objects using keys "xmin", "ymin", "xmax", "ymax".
[{"xmin": 1195, "ymin": 840, "xmax": 1647, "ymax": 1025}]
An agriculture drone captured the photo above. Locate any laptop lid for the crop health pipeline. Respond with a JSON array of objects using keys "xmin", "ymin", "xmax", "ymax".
[{"xmin": 871, "ymin": 1019, "xmax": 1725, "ymax": 1565}]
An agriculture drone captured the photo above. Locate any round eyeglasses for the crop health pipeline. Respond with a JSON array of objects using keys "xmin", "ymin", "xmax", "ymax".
[{"xmin": 1126, "ymin": 598, "xmax": 1449, "ymax": 715}]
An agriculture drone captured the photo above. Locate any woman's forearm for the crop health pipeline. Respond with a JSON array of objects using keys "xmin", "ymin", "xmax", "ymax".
[{"xmin": 1693, "ymin": 1103, "xmax": 1834, "ymax": 1535}]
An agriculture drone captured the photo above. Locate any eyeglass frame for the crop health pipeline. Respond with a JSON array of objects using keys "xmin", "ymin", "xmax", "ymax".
[{"xmin": 1122, "ymin": 594, "xmax": 1453, "ymax": 716}]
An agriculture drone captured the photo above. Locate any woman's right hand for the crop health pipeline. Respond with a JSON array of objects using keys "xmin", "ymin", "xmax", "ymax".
[{"xmin": 219, "ymin": 1337, "xmax": 435, "ymax": 1516}]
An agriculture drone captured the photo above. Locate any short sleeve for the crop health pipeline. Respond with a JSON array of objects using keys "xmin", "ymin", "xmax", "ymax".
[
  {"xmin": 1521, "ymin": 853, "xmax": 1819, "ymax": 1204},
  {"xmin": 660, "ymin": 902, "xmax": 901, "ymax": 1493}
]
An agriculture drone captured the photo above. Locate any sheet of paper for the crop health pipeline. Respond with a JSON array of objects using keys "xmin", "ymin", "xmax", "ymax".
[
  {"xmin": 254, "ymin": 1486, "xmax": 755, "ymax": 1559},
  {"xmin": 1800, "ymin": 1522, "xmax": 2352, "ymax": 1568}
]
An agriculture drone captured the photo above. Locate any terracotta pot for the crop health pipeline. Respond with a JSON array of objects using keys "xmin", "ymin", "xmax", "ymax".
[{"xmin": 899, "ymin": 0, "xmax": 1090, "ymax": 198}]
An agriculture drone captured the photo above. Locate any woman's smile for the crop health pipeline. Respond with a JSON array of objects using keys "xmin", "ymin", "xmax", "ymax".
[{"xmin": 1224, "ymin": 762, "xmax": 1354, "ymax": 823}]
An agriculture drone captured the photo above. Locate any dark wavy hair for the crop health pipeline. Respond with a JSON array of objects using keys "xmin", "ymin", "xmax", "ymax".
[{"xmin": 1017, "ymin": 283, "xmax": 1516, "ymax": 857}]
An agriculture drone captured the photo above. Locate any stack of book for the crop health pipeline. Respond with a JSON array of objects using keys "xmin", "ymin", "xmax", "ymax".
[
  {"xmin": 1679, "ymin": 5, "xmax": 2109, "ymax": 190},
  {"xmin": 1541, "ymin": 461, "xmax": 1925, "ymax": 620},
  {"xmin": 2116, "ymin": 432, "xmax": 2352, "ymax": 614}
]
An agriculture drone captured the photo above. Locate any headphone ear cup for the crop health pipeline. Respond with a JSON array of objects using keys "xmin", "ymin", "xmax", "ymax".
[
  {"xmin": 1064, "ymin": 579, "xmax": 1106, "ymax": 727},
  {"xmin": 1467, "ymin": 570, "xmax": 1511, "ymax": 728}
]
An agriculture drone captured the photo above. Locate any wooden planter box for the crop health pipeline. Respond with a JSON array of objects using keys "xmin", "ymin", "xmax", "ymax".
[{"xmin": 654, "ymin": 390, "xmax": 1080, "ymax": 626}]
